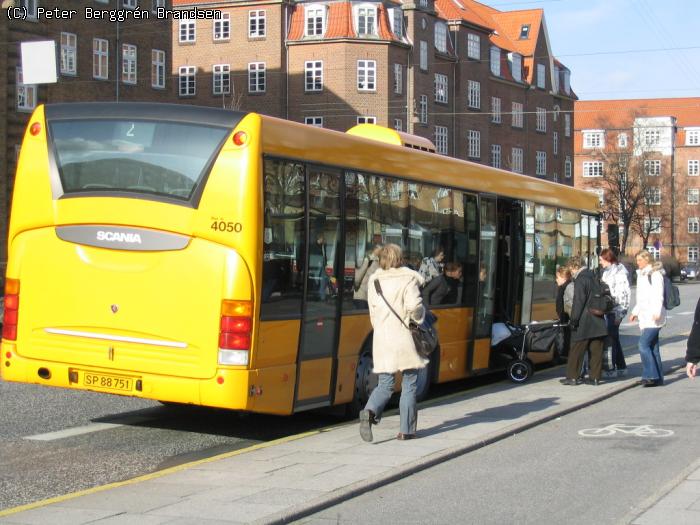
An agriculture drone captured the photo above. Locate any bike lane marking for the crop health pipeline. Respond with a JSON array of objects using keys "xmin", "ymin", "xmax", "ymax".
[{"xmin": 578, "ymin": 424, "xmax": 674, "ymax": 437}]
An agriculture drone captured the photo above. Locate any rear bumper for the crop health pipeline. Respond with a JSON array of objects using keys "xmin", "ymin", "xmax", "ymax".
[{"xmin": 1, "ymin": 343, "xmax": 295, "ymax": 415}]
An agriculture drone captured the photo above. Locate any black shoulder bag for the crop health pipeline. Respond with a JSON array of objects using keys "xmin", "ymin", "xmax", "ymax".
[{"xmin": 373, "ymin": 280, "xmax": 438, "ymax": 358}]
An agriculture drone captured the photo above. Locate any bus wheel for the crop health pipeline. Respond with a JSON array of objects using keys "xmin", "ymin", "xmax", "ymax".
[
  {"xmin": 507, "ymin": 359, "xmax": 533, "ymax": 383},
  {"xmin": 347, "ymin": 350, "xmax": 377, "ymax": 418}
]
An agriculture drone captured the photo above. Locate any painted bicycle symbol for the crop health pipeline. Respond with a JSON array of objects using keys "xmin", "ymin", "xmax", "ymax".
[{"xmin": 578, "ymin": 424, "xmax": 674, "ymax": 438}]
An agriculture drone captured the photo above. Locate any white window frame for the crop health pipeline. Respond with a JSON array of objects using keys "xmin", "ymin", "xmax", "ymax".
[
  {"xmin": 583, "ymin": 130, "xmax": 604, "ymax": 149},
  {"xmin": 16, "ymin": 67, "xmax": 37, "ymax": 111},
  {"xmin": 511, "ymin": 53, "xmax": 522, "ymax": 82},
  {"xmin": 491, "ymin": 97, "xmax": 501, "ymax": 124},
  {"xmin": 536, "ymin": 151, "xmax": 546, "ymax": 176},
  {"xmin": 512, "ymin": 102, "xmax": 523, "ymax": 128},
  {"xmin": 564, "ymin": 114, "xmax": 571, "ymax": 137},
  {"xmin": 491, "ymin": 144, "xmax": 501, "ymax": 169},
  {"xmin": 644, "ymin": 218, "xmax": 662, "ymax": 234},
  {"xmin": 689, "ymin": 218, "xmax": 700, "ymax": 234},
  {"xmin": 306, "ymin": 5, "xmax": 326, "ymax": 37},
  {"xmin": 123, "ymin": 0, "xmax": 138, "ymax": 8},
  {"xmin": 536, "ymin": 63, "xmax": 545, "ymax": 88},
  {"xmin": 648, "ymin": 246, "xmax": 661, "ymax": 260},
  {"xmin": 512, "ymin": 147, "xmax": 524, "ymax": 174},
  {"xmin": 644, "ymin": 129, "xmax": 661, "ymax": 146},
  {"xmin": 60, "ymin": 33, "xmax": 77, "ymax": 75},
  {"xmin": 121, "ymin": 44, "xmax": 137, "ymax": 84},
  {"xmin": 305, "ymin": 61, "xmax": 323, "ymax": 92},
  {"xmin": 536, "ymin": 107, "xmax": 546, "ymax": 132},
  {"xmin": 357, "ymin": 60, "xmax": 376, "ymax": 91},
  {"xmin": 305, "ymin": 116, "xmax": 323, "ymax": 127},
  {"xmin": 434, "ymin": 22, "xmax": 447, "ymax": 53},
  {"xmin": 179, "ymin": 20, "xmax": 196, "ymax": 43},
  {"xmin": 419, "ymin": 95, "xmax": 428, "ymax": 125},
  {"xmin": 435, "ymin": 73, "xmax": 448, "ymax": 104},
  {"xmin": 689, "ymin": 247, "xmax": 699, "ymax": 263},
  {"xmin": 151, "ymin": 49, "xmax": 165, "ymax": 89},
  {"xmin": 394, "ymin": 118, "xmax": 402, "ymax": 131},
  {"xmin": 390, "ymin": 8, "xmax": 403, "ymax": 38},
  {"xmin": 689, "ymin": 160, "xmax": 700, "ymax": 176},
  {"xmin": 435, "ymin": 126, "xmax": 448, "ymax": 155},
  {"xmin": 355, "ymin": 4, "xmax": 377, "ymax": 36},
  {"xmin": 645, "ymin": 160, "xmax": 662, "ymax": 176},
  {"xmin": 178, "ymin": 65, "xmax": 196, "ymax": 96},
  {"xmin": 553, "ymin": 131, "xmax": 559, "ymax": 156},
  {"xmin": 420, "ymin": 41, "xmax": 428, "ymax": 71},
  {"xmin": 357, "ymin": 116, "xmax": 376, "ymax": 124},
  {"xmin": 688, "ymin": 129, "xmax": 700, "ymax": 146},
  {"xmin": 467, "ymin": 130, "xmax": 481, "ymax": 159},
  {"xmin": 214, "ymin": 13, "xmax": 230, "ymax": 41},
  {"xmin": 213, "ymin": 64, "xmax": 230, "ymax": 95},
  {"xmin": 490, "ymin": 46, "xmax": 501, "ymax": 76},
  {"xmin": 467, "ymin": 80, "xmax": 480, "ymax": 109},
  {"xmin": 688, "ymin": 188, "xmax": 700, "ymax": 204},
  {"xmin": 618, "ymin": 133, "xmax": 628, "ymax": 148},
  {"xmin": 583, "ymin": 161, "xmax": 604, "ymax": 177},
  {"xmin": 394, "ymin": 63, "xmax": 402, "ymax": 94},
  {"xmin": 467, "ymin": 34, "xmax": 480, "ymax": 60},
  {"xmin": 248, "ymin": 62, "xmax": 266, "ymax": 93},
  {"xmin": 93, "ymin": 38, "xmax": 109, "ymax": 80},
  {"xmin": 249, "ymin": 10, "xmax": 266, "ymax": 37},
  {"xmin": 646, "ymin": 187, "xmax": 661, "ymax": 206},
  {"xmin": 565, "ymin": 156, "xmax": 572, "ymax": 178}
]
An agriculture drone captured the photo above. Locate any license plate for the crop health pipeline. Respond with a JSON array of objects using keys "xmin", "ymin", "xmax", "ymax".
[{"xmin": 82, "ymin": 372, "xmax": 133, "ymax": 392}]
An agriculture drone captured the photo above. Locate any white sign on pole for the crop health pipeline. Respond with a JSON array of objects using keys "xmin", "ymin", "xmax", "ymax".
[{"xmin": 20, "ymin": 41, "xmax": 58, "ymax": 84}]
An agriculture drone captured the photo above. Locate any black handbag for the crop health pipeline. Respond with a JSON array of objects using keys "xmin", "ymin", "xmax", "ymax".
[{"xmin": 373, "ymin": 280, "xmax": 438, "ymax": 358}]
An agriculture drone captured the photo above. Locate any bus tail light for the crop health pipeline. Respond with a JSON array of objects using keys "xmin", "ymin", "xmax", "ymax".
[
  {"xmin": 218, "ymin": 300, "xmax": 252, "ymax": 366},
  {"xmin": 2, "ymin": 279, "xmax": 20, "ymax": 341}
]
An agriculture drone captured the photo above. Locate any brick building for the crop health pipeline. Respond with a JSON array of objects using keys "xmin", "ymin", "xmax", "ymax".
[
  {"xmin": 1, "ymin": 0, "xmax": 172, "ymax": 264},
  {"xmin": 574, "ymin": 98, "xmax": 700, "ymax": 264},
  {"xmin": 172, "ymin": 0, "xmax": 576, "ymax": 182}
]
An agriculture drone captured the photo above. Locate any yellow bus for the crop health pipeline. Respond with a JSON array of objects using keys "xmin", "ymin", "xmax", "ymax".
[{"xmin": 1, "ymin": 103, "xmax": 599, "ymax": 415}]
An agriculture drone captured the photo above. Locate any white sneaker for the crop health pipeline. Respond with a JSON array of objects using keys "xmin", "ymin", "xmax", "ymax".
[{"xmin": 617, "ymin": 369, "xmax": 627, "ymax": 377}]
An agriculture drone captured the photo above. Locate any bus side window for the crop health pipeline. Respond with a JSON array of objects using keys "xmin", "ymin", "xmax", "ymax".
[{"xmin": 261, "ymin": 159, "xmax": 305, "ymax": 319}]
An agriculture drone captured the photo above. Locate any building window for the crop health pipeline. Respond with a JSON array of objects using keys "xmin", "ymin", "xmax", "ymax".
[
  {"xmin": 60, "ymin": 33, "xmax": 77, "ymax": 75},
  {"xmin": 688, "ymin": 129, "xmax": 700, "ymax": 146},
  {"xmin": 419, "ymin": 95, "xmax": 428, "ymax": 125},
  {"xmin": 564, "ymin": 114, "xmax": 571, "ymax": 137},
  {"xmin": 435, "ymin": 74, "xmax": 448, "ymax": 103},
  {"xmin": 151, "ymin": 49, "xmax": 165, "ymax": 88},
  {"xmin": 179, "ymin": 20, "xmax": 196, "ymax": 43},
  {"xmin": 305, "ymin": 116, "xmax": 323, "ymax": 127},
  {"xmin": 582, "ymin": 161, "xmax": 604, "ymax": 177},
  {"xmin": 467, "ymin": 80, "xmax": 480, "ymax": 109},
  {"xmin": 16, "ymin": 68, "xmax": 36, "ymax": 111},
  {"xmin": 536, "ymin": 151, "xmax": 546, "ymax": 176},
  {"xmin": 646, "ymin": 187, "xmax": 661, "ymax": 205},
  {"xmin": 305, "ymin": 61, "xmax": 323, "ymax": 92},
  {"xmin": 394, "ymin": 118, "xmax": 402, "ymax": 131},
  {"xmin": 583, "ymin": 130, "xmax": 604, "ymax": 148},
  {"xmin": 249, "ymin": 62, "xmax": 266, "ymax": 93},
  {"xmin": 491, "ymin": 97, "xmax": 501, "ymax": 124},
  {"xmin": 213, "ymin": 13, "xmax": 230, "ymax": 41},
  {"xmin": 688, "ymin": 188, "xmax": 700, "ymax": 204},
  {"xmin": 490, "ymin": 46, "xmax": 500, "ymax": 76},
  {"xmin": 420, "ymin": 41, "xmax": 428, "ymax": 70},
  {"xmin": 121, "ymin": 44, "xmax": 137, "ymax": 84},
  {"xmin": 510, "ymin": 53, "xmax": 522, "ymax": 83},
  {"xmin": 689, "ymin": 247, "xmax": 699, "ymax": 262},
  {"xmin": 435, "ymin": 126, "xmax": 448, "ymax": 155},
  {"xmin": 152, "ymin": 0, "xmax": 165, "ymax": 12},
  {"xmin": 357, "ymin": 116, "xmax": 376, "ymax": 124},
  {"xmin": 467, "ymin": 130, "xmax": 480, "ymax": 159},
  {"xmin": 644, "ymin": 218, "xmax": 661, "ymax": 234},
  {"xmin": 356, "ymin": 5, "xmax": 377, "ymax": 36},
  {"xmin": 123, "ymin": 0, "xmax": 137, "ymax": 8},
  {"xmin": 644, "ymin": 129, "xmax": 660, "ymax": 146},
  {"xmin": 512, "ymin": 102, "xmax": 523, "ymax": 128},
  {"xmin": 491, "ymin": 144, "xmax": 501, "ymax": 169},
  {"xmin": 618, "ymin": 133, "xmax": 628, "ymax": 148},
  {"xmin": 93, "ymin": 38, "xmax": 109, "ymax": 80},
  {"xmin": 435, "ymin": 22, "xmax": 447, "ymax": 53},
  {"xmin": 357, "ymin": 60, "xmax": 376, "ymax": 91},
  {"xmin": 689, "ymin": 218, "xmax": 700, "ymax": 234},
  {"xmin": 213, "ymin": 64, "xmax": 230, "ymax": 95},
  {"xmin": 512, "ymin": 147, "xmax": 523, "ymax": 173},
  {"xmin": 390, "ymin": 8, "xmax": 403, "ymax": 38},
  {"xmin": 306, "ymin": 5, "xmax": 326, "ymax": 36},
  {"xmin": 565, "ymin": 157, "xmax": 572, "ymax": 178},
  {"xmin": 536, "ymin": 107, "xmax": 546, "ymax": 132},
  {"xmin": 553, "ymin": 131, "xmax": 559, "ymax": 156},
  {"xmin": 178, "ymin": 66, "xmax": 196, "ymax": 96},
  {"xmin": 536, "ymin": 63, "xmax": 545, "ymax": 88},
  {"xmin": 467, "ymin": 33, "xmax": 480, "ymax": 60},
  {"xmin": 689, "ymin": 160, "xmax": 700, "ymax": 176},
  {"xmin": 648, "ymin": 246, "xmax": 661, "ymax": 260},
  {"xmin": 519, "ymin": 24, "xmax": 530, "ymax": 39},
  {"xmin": 249, "ymin": 10, "xmax": 266, "ymax": 37},
  {"xmin": 644, "ymin": 160, "xmax": 661, "ymax": 176},
  {"xmin": 19, "ymin": 0, "xmax": 37, "ymax": 18},
  {"xmin": 394, "ymin": 63, "xmax": 402, "ymax": 94}
]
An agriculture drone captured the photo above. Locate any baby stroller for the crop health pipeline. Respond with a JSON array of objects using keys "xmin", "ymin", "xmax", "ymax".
[{"xmin": 491, "ymin": 320, "xmax": 567, "ymax": 383}]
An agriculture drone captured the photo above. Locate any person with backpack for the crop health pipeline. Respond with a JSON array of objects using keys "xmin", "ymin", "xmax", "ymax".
[
  {"xmin": 629, "ymin": 250, "xmax": 666, "ymax": 387},
  {"xmin": 560, "ymin": 256, "xmax": 608, "ymax": 386},
  {"xmin": 600, "ymin": 249, "xmax": 631, "ymax": 377}
]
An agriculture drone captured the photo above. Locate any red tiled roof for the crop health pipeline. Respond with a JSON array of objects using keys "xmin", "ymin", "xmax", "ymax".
[
  {"xmin": 489, "ymin": 9, "xmax": 542, "ymax": 56},
  {"xmin": 435, "ymin": 0, "xmax": 494, "ymax": 31},
  {"xmin": 575, "ymin": 98, "xmax": 700, "ymax": 130}
]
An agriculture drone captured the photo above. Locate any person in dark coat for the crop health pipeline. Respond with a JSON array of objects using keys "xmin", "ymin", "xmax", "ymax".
[
  {"xmin": 686, "ymin": 297, "xmax": 700, "ymax": 379},
  {"xmin": 555, "ymin": 266, "xmax": 573, "ymax": 359},
  {"xmin": 560, "ymin": 255, "xmax": 608, "ymax": 386}
]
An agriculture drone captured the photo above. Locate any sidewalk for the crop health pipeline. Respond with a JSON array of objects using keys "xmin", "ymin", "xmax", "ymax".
[{"xmin": 0, "ymin": 339, "xmax": 694, "ymax": 525}]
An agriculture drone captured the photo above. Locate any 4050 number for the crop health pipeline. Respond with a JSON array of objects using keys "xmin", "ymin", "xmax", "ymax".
[{"xmin": 211, "ymin": 221, "xmax": 243, "ymax": 233}]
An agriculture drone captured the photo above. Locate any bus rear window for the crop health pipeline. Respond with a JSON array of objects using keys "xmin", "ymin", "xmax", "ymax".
[{"xmin": 49, "ymin": 120, "xmax": 230, "ymax": 202}]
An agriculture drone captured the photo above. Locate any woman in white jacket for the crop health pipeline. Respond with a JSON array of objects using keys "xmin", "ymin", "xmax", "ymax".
[
  {"xmin": 359, "ymin": 244, "xmax": 427, "ymax": 442},
  {"xmin": 629, "ymin": 250, "xmax": 666, "ymax": 386},
  {"xmin": 600, "ymin": 249, "xmax": 631, "ymax": 376}
]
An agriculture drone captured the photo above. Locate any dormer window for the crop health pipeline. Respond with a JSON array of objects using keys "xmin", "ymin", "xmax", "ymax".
[
  {"xmin": 355, "ymin": 4, "xmax": 377, "ymax": 36},
  {"xmin": 509, "ymin": 52, "xmax": 522, "ymax": 82},
  {"xmin": 519, "ymin": 24, "xmax": 530, "ymax": 39},
  {"xmin": 390, "ymin": 8, "xmax": 403, "ymax": 38},
  {"xmin": 490, "ymin": 46, "xmax": 500, "ymax": 76},
  {"xmin": 305, "ymin": 5, "xmax": 326, "ymax": 37},
  {"xmin": 536, "ymin": 63, "xmax": 546, "ymax": 89},
  {"xmin": 563, "ymin": 70, "xmax": 571, "ymax": 94},
  {"xmin": 435, "ymin": 22, "xmax": 447, "ymax": 53}
]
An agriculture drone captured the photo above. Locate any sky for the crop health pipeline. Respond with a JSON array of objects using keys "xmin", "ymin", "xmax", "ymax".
[{"xmin": 488, "ymin": 0, "xmax": 700, "ymax": 101}]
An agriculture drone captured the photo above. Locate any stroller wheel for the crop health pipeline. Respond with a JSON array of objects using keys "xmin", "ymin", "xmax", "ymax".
[{"xmin": 507, "ymin": 359, "xmax": 533, "ymax": 383}]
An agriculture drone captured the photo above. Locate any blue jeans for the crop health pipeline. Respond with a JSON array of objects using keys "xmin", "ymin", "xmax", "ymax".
[
  {"xmin": 638, "ymin": 327, "xmax": 663, "ymax": 383},
  {"xmin": 606, "ymin": 314, "xmax": 627, "ymax": 370},
  {"xmin": 365, "ymin": 369, "xmax": 418, "ymax": 435}
]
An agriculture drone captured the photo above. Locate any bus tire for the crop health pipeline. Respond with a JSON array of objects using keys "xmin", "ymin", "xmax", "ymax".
[
  {"xmin": 347, "ymin": 349, "xmax": 377, "ymax": 419},
  {"xmin": 507, "ymin": 359, "xmax": 533, "ymax": 383}
]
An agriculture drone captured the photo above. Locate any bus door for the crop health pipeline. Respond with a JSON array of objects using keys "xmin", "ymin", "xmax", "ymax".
[
  {"xmin": 294, "ymin": 166, "xmax": 343, "ymax": 411},
  {"xmin": 495, "ymin": 199, "xmax": 524, "ymax": 324}
]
